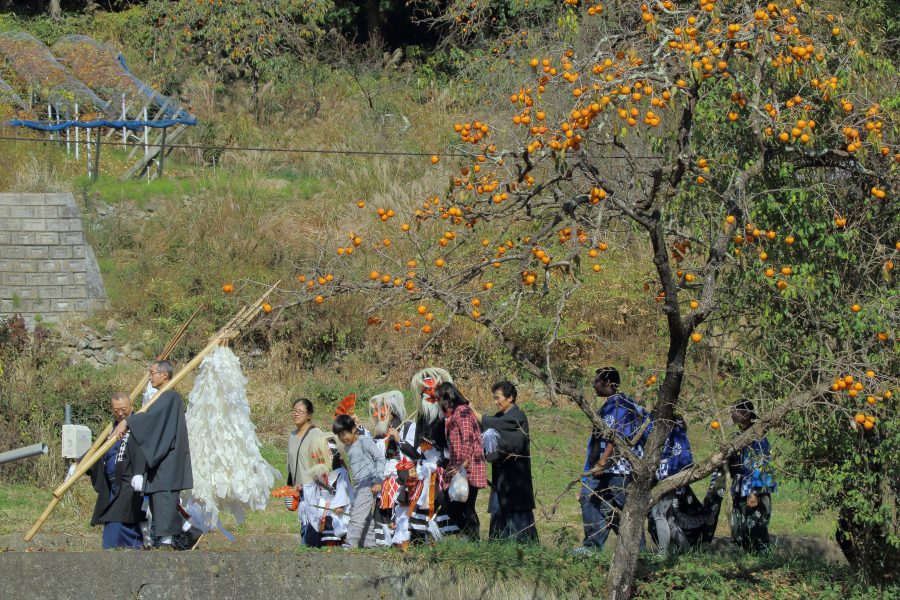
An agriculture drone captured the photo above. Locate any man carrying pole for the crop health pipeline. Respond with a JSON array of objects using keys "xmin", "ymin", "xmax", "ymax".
[
  {"xmin": 86, "ymin": 392, "xmax": 146, "ymax": 549},
  {"xmin": 24, "ymin": 284, "xmax": 276, "ymax": 542},
  {"xmin": 111, "ymin": 360, "xmax": 192, "ymax": 548}
]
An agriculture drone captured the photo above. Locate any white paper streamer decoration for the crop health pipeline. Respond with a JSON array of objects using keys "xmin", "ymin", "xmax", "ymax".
[{"xmin": 185, "ymin": 346, "xmax": 280, "ymax": 526}]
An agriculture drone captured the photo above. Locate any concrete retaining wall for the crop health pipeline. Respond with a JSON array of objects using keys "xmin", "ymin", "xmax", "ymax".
[{"xmin": 0, "ymin": 192, "xmax": 108, "ymax": 326}]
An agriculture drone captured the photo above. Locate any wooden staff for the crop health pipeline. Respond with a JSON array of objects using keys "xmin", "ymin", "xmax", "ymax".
[
  {"xmin": 129, "ymin": 303, "xmax": 205, "ymax": 403},
  {"xmin": 401, "ymin": 409, "xmax": 418, "ymax": 426},
  {"xmin": 79, "ymin": 305, "xmax": 205, "ymax": 465},
  {"xmin": 24, "ymin": 284, "xmax": 279, "ymax": 541}
]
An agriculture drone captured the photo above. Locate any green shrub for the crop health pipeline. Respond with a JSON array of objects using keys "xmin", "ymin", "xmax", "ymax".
[
  {"xmin": 0, "ymin": 316, "xmax": 120, "ymax": 486},
  {"xmin": 141, "ymin": 0, "xmax": 333, "ymax": 89}
]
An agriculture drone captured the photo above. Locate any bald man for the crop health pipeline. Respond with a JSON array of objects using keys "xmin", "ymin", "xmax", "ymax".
[
  {"xmin": 112, "ymin": 360, "xmax": 192, "ymax": 547},
  {"xmin": 87, "ymin": 392, "xmax": 147, "ymax": 549}
]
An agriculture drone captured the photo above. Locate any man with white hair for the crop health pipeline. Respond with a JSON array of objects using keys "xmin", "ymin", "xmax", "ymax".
[
  {"xmin": 298, "ymin": 431, "xmax": 352, "ymax": 547},
  {"xmin": 369, "ymin": 390, "xmax": 415, "ymax": 547},
  {"xmin": 405, "ymin": 368, "xmax": 458, "ymax": 541}
]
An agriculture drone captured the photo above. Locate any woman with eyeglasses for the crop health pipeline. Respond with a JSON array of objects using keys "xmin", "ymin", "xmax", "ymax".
[{"xmin": 286, "ymin": 398, "xmax": 324, "ymax": 547}]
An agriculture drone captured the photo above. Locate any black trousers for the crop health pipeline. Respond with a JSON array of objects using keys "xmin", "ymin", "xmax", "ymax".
[
  {"xmin": 446, "ymin": 485, "xmax": 480, "ymax": 539},
  {"xmin": 150, "ymin": 490, "xmax": 184, "ymax": 538},
  {"xmin": 489, "ymin": 509, "xmax": 539, "ymax": 543}
]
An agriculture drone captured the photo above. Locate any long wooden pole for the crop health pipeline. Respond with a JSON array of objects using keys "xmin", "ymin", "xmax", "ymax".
[
  {"xmin": 79, "ymin": 305, "xmax": 206, "ymax": 467},
  {"xmin": 128, "ymin": 303, "xmax": 206, "ymax": 404},
  {"xmin": 157, "ymin": 127, "xmax": 167, "ymax": 179},
  {"xmin": 400, "ymin": 409, "xmax": 418, "ymax": 426},
  {"xmin": 91, "ymin": 129, "xmax": 101, "ymax": 182},
  {"xmin": 24, "ymin": 285, "xmax": 278, "ymax": 541}
]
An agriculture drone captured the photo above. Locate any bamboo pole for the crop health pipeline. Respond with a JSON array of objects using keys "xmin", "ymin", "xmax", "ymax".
[
  {"xmin": 24, "ymin": 285, "xmax": 278, "ymax": 541},
  {"xmin": 79, "ymin": 305, "xmax": 206, "ymax": 466},
  {"xmin": 401, "ymin": 409, "xmax": 418, "ymax": 426},
  {"xmin": 382, "ymin": 410, "xmax": 417, "ymax": 445},
  {"xmin": 91, "ymin": 129, "xmax": 101, "ymax": 182},
  {"xmin": 128, "ymin": 303, "xmax": 205, "ymax": 404}
]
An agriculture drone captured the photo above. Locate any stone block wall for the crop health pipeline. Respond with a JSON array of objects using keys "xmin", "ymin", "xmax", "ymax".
[{"xmin": 0, "ymin": 192, "xmax": 108, "ymax": 327}]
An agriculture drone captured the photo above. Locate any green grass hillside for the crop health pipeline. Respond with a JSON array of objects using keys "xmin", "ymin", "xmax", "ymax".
[
  {"xmin": 2, "ymin": 5, "xmax": 897, "ymax": 598},
  {"xmin": 0, "ymin": 0, "xmax": 831, "ymax": 545}
]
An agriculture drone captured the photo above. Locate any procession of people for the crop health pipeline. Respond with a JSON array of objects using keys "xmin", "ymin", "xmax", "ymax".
[
  {"xmin": 86, "ymin": 361, "xmax": 776, "ymax": 556},
  {"xmin": 278, "ymin": 365, "xmax": 775, "ymax": 554}
]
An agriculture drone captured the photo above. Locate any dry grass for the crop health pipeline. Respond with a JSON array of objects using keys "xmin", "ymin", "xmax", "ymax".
[
  {"xmin": 0, "ymin": 135, "xmax": 71, "ymax": 192},
  {"xmin": 9, "ymin": 155, "xmax": 69, "ymax": 193}
]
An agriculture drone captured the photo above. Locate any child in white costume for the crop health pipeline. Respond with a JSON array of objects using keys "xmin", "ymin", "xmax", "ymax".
[
  {"xmin": 298, "ymin": 432, "xmax": 353, "ymax": 546},
  {"xmin": 369, "ymin": 391, "xmax": 417, "ymax": 547}
]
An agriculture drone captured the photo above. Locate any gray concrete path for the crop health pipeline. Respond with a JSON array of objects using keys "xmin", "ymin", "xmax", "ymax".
[{"xmin": 0, "ymin": 532, "xmax": 847, "ymax": 600}]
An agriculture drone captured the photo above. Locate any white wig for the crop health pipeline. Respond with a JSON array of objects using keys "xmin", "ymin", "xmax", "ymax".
[
  {"xmin": 305, "ymin": 430, "xmax": 335, "ymax": 483},
  {"xmin": 368, "ymin": 390, "xmax": 407, "ymax": 437},
  {"xmin": 410, "ymin": 367, "xmax": 453, "ymax": 425}
]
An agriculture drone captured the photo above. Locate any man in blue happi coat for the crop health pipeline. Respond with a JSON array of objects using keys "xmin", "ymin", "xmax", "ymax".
[{"xmin": 576, "ymin": 367, "xmax": 650, "ymax": 554}]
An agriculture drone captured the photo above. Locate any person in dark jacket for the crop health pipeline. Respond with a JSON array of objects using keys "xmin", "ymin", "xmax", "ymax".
[
  {"xmin": 87, "ymin": 392, "xmax": 146, "ymax": 549},
  {"xmin": 474, "ymin": 381, "xmax": 538, "ymax": 543},
  {"xmin": 112, "ymin": 360, "xmax": 192, "ymax": 547}
]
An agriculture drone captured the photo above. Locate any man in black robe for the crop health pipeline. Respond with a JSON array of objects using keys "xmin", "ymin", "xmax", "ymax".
[
  {"xmin": 87, "ymin": 392, "xmax": 146, "ymax": 549},
  {"xmin": 474, "ymin": 381, "xmax": 538, "ymax": 542},
  {"xmin": 112, "ymin": 360, "xmax": 192, "ymax": 548}
]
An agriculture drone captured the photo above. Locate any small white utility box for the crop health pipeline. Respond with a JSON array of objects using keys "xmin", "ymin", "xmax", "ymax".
[{"xmin": 61, "ymin": 424, "xmax": 92, "ymax": 459}]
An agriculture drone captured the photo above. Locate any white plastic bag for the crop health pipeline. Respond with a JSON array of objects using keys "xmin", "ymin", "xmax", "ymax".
[
  {"xmin": 482, "ymin": 428, "xmax": 500, "ymax": 459},
  {"xmin": 448, "ymin": 465, "xmax": 469, "ymax": 502}
]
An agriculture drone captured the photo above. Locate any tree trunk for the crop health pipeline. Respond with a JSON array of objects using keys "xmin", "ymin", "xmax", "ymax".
[
  {"xmin": 606, "ymin": 473, "xmax": 653, "ymax": 600},
  {"xmin": 49, "ymin": 0, "xmax": 61, "ymax": 20},
  {"xmin": 365, "ymin": 0, "xmax": 382, "ymax": 45},
  {"xmin": 603, "ymin": 203, "xmax": 691, "ymax": 598}
]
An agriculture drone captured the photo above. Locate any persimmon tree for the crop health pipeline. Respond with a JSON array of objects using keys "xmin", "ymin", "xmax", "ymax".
[
  {"xmin": 143, "ymin": 0, "xmax": 332, "ymax": 88},
  {"xmin": 272, "ymin": 0, "xmax": 898, "ymax": 596}
]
